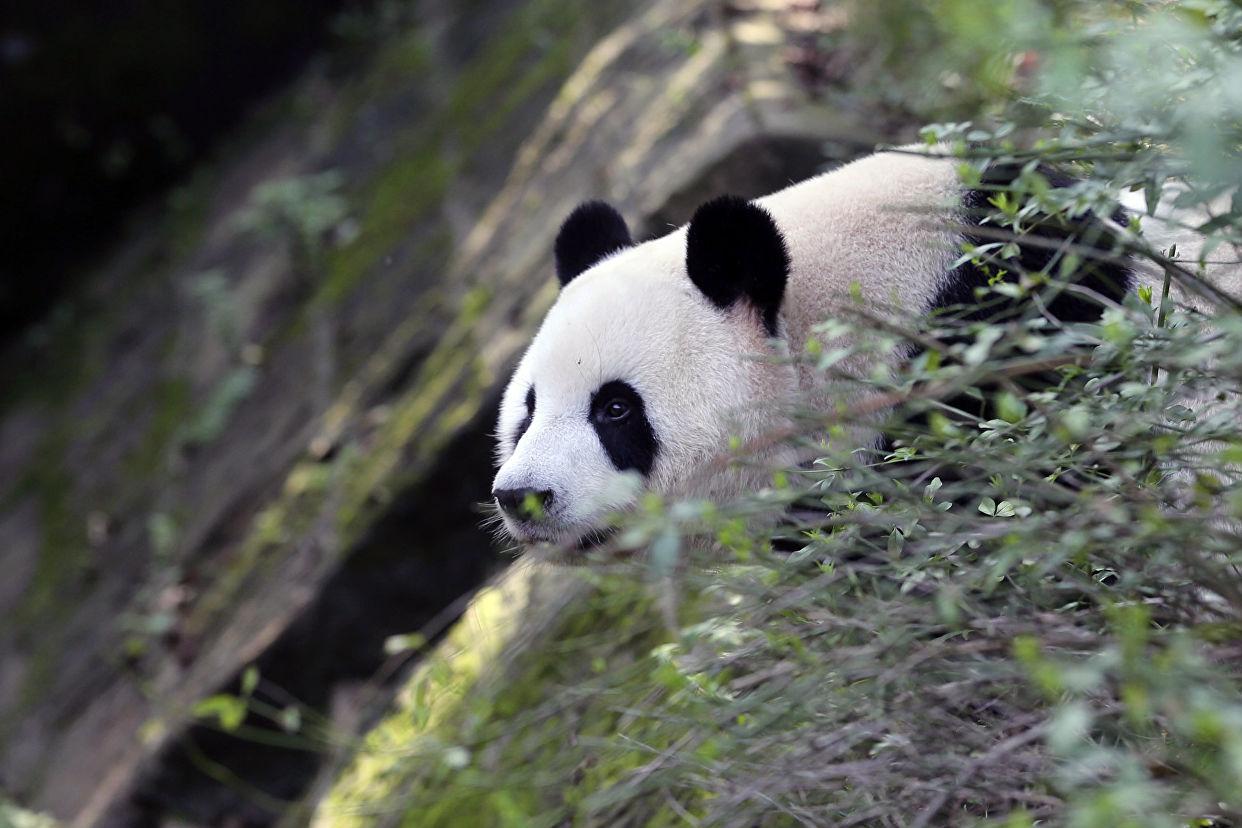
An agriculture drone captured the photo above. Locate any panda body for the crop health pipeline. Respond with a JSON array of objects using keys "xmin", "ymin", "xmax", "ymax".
[{"xmin": 491, "ymin": 149, "xmax": 1137, "ymax": 548}]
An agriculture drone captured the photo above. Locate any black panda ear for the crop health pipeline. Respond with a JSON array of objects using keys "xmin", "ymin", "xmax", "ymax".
[
  {"xmin": 554, "ymin": 201, "xmax": 632, "ymax": 286},
  {"xmin": 685, "ymin": 195, "xmax": 789, "ymax": 336}
]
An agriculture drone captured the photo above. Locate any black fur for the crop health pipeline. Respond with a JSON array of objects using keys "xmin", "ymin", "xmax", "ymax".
[
  {"xmin": 554, "ymin": 201, "xmax": 633, "ymax": 286},
  {"xmin": 879, "ymin": 163, "xmax": 1136, "ymax": 455},
  {"xmin": 589, "ymin": 380, "xmax": 658, "ymax": 477},
  {"xmin": 514, "ymin": 386, "xmax": 535, "ymax": 444},
  {"xmin": 931, "ymin": 162, "xmax": 1134, "ymax": 324},
  {"xmin": 685, "ymin": 195, "xmax": 790, "ymax": 336}
]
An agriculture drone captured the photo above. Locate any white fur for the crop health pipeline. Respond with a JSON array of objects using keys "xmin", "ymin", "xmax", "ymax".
[
  {"xmin": 1119, "ymin": 187, "xmax": 1242, "ymax": 310},
  {"xmin": 1119, "ymin": 188, "xmax": 1242, "ymax": 501}
]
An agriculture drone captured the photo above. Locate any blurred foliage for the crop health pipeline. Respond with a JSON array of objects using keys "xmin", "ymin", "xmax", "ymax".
[
  {"xmin": 0, "ymin": 799, "xmax": 57, "ymax": 828},
  {"xmin": 236, "ymin": 171, "xmax": 351, "ymax": 266},
  {"xmin": 314, "ymin": 0, "xmax": 1242, "ymax": 825}
]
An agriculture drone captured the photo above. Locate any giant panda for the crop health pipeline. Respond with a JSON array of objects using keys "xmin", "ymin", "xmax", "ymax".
[{"xmin": 490, "ymin": 148, "xmax": 1225, "ymax": 549}]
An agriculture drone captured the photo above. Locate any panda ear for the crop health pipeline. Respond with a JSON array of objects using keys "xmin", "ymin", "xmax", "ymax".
[
  {"xmin": 554, "ymin": 201, "xmax": 632, "ymax": 286},
  {"xmin": 685, "ymin": 195, "xmax": 789, "ymax": 336}
]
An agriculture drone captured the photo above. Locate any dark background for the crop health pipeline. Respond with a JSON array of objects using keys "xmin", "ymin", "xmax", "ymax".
[{"xmin": 1, "ymin": 0, "xmax": 367, "ymax": 345}]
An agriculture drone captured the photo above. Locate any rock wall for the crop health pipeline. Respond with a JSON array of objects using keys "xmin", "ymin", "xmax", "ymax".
[{"xmin": 0, "ymin": 1, "xmax": 900, "ymax": 824}]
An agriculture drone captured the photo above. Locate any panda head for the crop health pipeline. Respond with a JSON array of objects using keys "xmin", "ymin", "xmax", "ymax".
[{"xmin": 491, "ymin": 196, "xmax": 796, "ymax": 549}]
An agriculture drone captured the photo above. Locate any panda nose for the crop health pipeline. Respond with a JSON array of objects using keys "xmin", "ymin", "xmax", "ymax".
[{"xmin": 493, "ymin": 487, "xmax": 555, "ymax": 518}]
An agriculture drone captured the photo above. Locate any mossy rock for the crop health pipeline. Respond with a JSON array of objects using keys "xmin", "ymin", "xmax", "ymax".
[
  {"xmin": 316, "ymin": 561, "xmax": 720, "ymax": 827},
  {"xmin": 0, "ymin": 0, "xmax": 882, "ymax": 820}
]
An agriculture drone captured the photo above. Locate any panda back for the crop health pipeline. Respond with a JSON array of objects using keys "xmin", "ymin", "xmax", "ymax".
[{"xmin": 759, "ymin": 150, "xmax": 1135, "ymax": 351}]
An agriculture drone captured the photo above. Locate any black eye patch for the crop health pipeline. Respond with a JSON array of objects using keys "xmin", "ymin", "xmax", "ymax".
[
  {"xmin": 514, "ymin": 386, "xmax": 535, "ymax": 443},
  {"xmin": 589, "ymin": 380, "xmax": 658, "ymax": 477}
]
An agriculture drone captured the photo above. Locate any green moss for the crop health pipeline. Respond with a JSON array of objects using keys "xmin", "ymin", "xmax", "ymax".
[
  {"xmin": 316, "ymin": 0, "xmax": 619, "ymax": 314},
  {"xmin": 12, "ymin": 430, "xmax": 83, "ymax": 628},
  {"xmin": 123, "ymin": 377, "xmax": 192, "ymax": 477},
  {"xmin": 0, "ymin": 305, "xmax": 107, "ymax": 415},
  {"xmin": 0, "ymin": 427, "xmax": 91, "ymax": 736},
  {"xmin": 182, "ymin": 456, "xmax": 339, "ymax": 639},
  {"xmin": 469, "ymin": 35, "xmax": 578, "ymax": 155},
  {"xmin": 319, "ymin": 146, "xmax": 454, "ymax": 308},
  {"xmin": 459, "ymin": 285, "xmax": 492, "ymax": 326},
  {"xmin": 338, "ymin": 339, "xmax": 477, "ymax": 528},
  {"xmin": 183, "ymin": 269, "xmax": 495, "ymax": 641},
  {"xmin": 328, "ymin": 26, "xmax": 433, "ymax": 143},
  {"xmin": 369, "ymin": 29, "xmax": 434, "ymax": 94},
  {"xmin": 444, "ymin": 0, "xmax": 584, "ymax": 153},
  {"xmin": 316, "ymin": 566, "xmax": 717, "ymax": 827}
]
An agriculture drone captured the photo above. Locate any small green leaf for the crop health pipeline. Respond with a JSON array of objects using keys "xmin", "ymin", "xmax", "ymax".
[
  {"xmin": 1048, "ymin": 702, "xmax": 1091, "ymax": 754},
  {"xmin": 384, "ymin": 632, "xmax": 428, "ymax": 655},
  {"xmin": 193, "ymin": 694, "xmax": 247, "ymax": 732},
  {"xmin": 1144, "ymin": 177, "xmax": 1163, "ymax": 216},
  {"xmin": 996, "ymin": 391, "xmax": 1028, "ymax": 424},
  {"xmin": 240, "ymin": 666, "xmax": 259, "ymax": 697},
  {"xmin": 650, "ymin": 530, "xmax": 680, "ymax": 577},
  {"xmin": 1056, "ymin": 407, "xmax": 1091, "ymax": 442},
  {"xmin": 279, "ymin": 706, "xmax": 302, "ymax": 733},
  {"xmin": 442, "ymin": 746, "xmax": 471, "ymax": 769},
  {"xmin": 964, "ymin": 327, "xmax": 1003, "ymax": 366}
]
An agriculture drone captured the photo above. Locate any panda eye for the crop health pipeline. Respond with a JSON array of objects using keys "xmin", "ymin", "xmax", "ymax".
[
  {"xmin": 602, "ymin": 398, "xmax": 631, "ymax": 422},
  {"xmin": 590, "ymin": 381, "xmax": 643, "ymax": 431}
]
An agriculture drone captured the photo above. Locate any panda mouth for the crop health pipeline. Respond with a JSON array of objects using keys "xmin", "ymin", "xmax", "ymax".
[
  {"xmin": 573, "ymin": 526, "xmax": 617, "ymax": 552},
  {"xmin": 508, "ymin": 521, "xmax": 616, "ymax": 552}
]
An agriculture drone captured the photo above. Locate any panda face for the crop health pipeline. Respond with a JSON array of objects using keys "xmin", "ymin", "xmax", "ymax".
[{"xmin": 492, "ymin": 198, "xmax": 795, "ymax": 548}]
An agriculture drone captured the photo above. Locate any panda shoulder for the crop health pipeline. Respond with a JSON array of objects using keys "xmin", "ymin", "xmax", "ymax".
[{"xmin": 759, "ymin": 148, "xmax": 961, "ymax": 211}]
